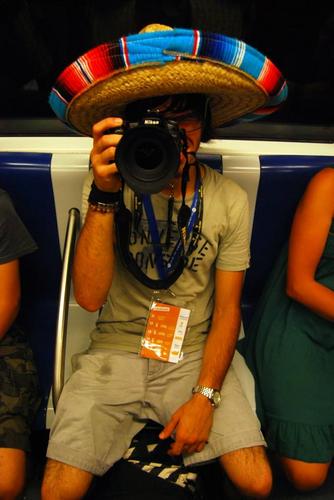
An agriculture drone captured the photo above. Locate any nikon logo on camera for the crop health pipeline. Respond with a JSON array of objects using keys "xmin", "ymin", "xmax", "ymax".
[{"xmin": 143, "ymin": 119, "xmax": 160, "ymax": 125}]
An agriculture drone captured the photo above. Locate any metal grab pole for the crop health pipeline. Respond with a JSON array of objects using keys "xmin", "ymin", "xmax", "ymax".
[{"xmin": 52, "ymin": 208, "xmax": 80, "ymax": 411}]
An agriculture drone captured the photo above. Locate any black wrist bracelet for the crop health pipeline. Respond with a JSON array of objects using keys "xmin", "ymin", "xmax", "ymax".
[{"xmin": 88, "ymin": 182, "xmax": 121, "ymax": 205}]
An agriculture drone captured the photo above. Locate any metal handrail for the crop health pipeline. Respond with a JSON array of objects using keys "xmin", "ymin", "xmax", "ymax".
[{"xmin": 52, "ymin": 207, "xmax": 80, "ymax": 410}]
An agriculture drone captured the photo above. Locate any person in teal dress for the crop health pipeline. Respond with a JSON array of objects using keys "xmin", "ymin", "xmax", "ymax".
[{"xmin": 243, "ymin": 167, "xmax": 334, "ymax": 491}]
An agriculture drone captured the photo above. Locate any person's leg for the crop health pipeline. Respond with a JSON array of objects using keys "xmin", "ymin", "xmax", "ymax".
[
  {"xmin": 43, "ymin": 351, "xmax": 147, "ymax": 497},
  {"xmin": 280, "ymin": 456, "xmax": 331, "ymax": 491},
  {"xmin": 220, "ymin": 445, "xmax": 272, "ymax": 498},
  {"xmin": 151, "ymin": 351, "xmax": 271, "ymax": 498},
  {"xmin": 41, "ymin": 459, "xmax": 94, "ymax": 500},
  {"xmin": 0, "ymin": 448, "xmax": 26, "ymax": 500},
  {"xmin": 0, "ymin": 342, "xmax": 41, "ymax": 500}
]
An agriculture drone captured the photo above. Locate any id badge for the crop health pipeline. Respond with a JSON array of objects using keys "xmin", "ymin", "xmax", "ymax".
[{"xmin": 140, "ymin": 299, "xmax": 191, "ymax": 363}]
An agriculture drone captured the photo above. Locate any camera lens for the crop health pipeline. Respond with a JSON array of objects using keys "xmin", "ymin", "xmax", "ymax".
[
  {"xmin": 115, "ymin": 121, "xmax": 181, "ymax": 194},
  {"xmin": 134, "ymin": 140, "xmax": 164, "ymax": 170}
]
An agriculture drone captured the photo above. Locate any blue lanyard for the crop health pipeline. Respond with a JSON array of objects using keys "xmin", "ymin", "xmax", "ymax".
[
  {"xmin": 167, "ymin": 178, "xmax": 200, "ymax": 271},
  {"xmin": 143, "ymin": 178, "xmax": 200, "ymax": 280},
  {"xmin": 142, "ymin": 194, "xmax": 168, "ymax": 279}
]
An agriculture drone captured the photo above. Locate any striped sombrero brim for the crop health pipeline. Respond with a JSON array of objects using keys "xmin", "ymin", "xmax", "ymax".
[{"xmin": 49, "ymin": 27, "xmax": 288, "ymax": 136}]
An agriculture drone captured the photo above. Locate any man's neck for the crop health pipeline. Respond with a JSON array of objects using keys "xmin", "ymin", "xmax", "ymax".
[{"xmin": 161, "ymin": 162, "xmax": 199, "ymax": 199}]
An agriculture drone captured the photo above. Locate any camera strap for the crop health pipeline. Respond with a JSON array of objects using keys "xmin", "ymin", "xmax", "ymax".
[
  {"xmin": 115, "ymin": 160, "xmax": 203, "ymax": 289},
  {"xmin": 115, "ymin": 205, "xmax": 185, "ymax": 289},
  {"xmin": 133, "ymin": 189, "xmax": 174, "ymax": 248},
  {"xmin": 165, "ymin": 160, "xmax": 203, "ymax": 272},
  {"xmin": 142, "ymin": 159, "xmax": 202, "ymax": 280}
]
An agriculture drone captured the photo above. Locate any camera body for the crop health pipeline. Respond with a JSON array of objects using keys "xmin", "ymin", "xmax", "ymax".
[{"xmin": 113, "ymin": 114, "xmax": 185, "ymax": 194}]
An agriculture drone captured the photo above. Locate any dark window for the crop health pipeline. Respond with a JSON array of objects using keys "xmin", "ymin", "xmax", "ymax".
[{"xmin": 1, "ymin": 0, "xmax": 333, "ymax": 141}]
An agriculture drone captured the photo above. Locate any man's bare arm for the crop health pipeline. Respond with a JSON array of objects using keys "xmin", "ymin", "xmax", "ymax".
[
  {"xmin": 73, "ymin": 117, "xmax": 123, "ymax": 311},
  {"xmin": 0, "ymin": 260, "xmax": 20, "ymax": 339},
  {"xmin": 160, "ymin": 269, "xmax": 244, "ymax": 455}
]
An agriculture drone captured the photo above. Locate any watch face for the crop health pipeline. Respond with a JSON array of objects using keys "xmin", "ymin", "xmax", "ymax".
[
  {"xmin": 213, "ymin": 390, "xmax": 221, "ymax": 407},
  {"xmin": 192, "ymin": 386, "xmax": 221, "ymax": 407}
]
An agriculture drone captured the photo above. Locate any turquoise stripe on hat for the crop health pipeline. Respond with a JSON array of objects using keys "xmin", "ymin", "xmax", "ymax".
[
  {"xmin": 240, "ymin": 45, "xmax": 266, "ymax": 80},
  {"xmin": 126, "ymin": 29, "xmax": 197, "ymax": 66},
  {"xmin": 49, "ymin": 92, "xmax": 67, "ymax": 123},
  {"xmin": 229, "ymin": 40, "xmax": 245, "ymax": 67},
  {"xmin": 269, "ymin": 84, "xmax": 289, "ymax": 106},
  {"xmin": 222, "ymin": 37, "xmax": 242, "ymax": 65}
]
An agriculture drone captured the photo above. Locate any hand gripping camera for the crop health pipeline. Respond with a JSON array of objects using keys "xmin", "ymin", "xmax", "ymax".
[{"xmin": 113, "ymin": 115, "xmax": 186, "ymax": 194}]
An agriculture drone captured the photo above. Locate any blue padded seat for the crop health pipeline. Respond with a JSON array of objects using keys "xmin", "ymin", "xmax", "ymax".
[
  {"xmin": 243, "ymin": 154, "xmax": 334, "ymax": 329},
  {"xmin": 0, "ymin": 152, "xmax": 62, "ymax": 428},
  {"xmin": 197, "ymin": 152, "xmax": 222, "ymax": 173}
]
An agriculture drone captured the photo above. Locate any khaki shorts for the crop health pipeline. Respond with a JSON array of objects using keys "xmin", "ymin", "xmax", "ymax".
[{"xmin": 47, "ymin": 349, "xmax": 265, "ymax": 475}]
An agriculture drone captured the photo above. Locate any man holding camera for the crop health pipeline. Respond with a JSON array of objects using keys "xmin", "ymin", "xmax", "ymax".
[{"xmin": 42, "ymin": 25, "xmax": 287, "ymax": 499}]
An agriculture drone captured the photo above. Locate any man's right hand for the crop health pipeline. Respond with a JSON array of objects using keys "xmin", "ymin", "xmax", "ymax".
[{"xmin": 90, "ymin": 117, "xmax": 124, "ymax": 193}]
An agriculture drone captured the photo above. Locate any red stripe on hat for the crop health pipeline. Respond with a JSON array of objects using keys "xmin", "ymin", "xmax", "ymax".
[
  {"xmin": 85, "ymin": 44, "xmax": 114, "ymax": 79},
  {"xmin": 258, "ymin": 58, "xmax": 282, "ymax": 95},
  {"xmin": 255, "ymin": 105, "xmax": 281, "ymax": 116},
  {"xmin": 57, "ymin": 64, "xmax": 89, "ymax": 97},
  {"xmin": 121, "ymin": 37, "xmax": 130, "ymax": 68},
  {"xmin": 192, "ymin": 30, "xmax": 200, "ymax": 56}
]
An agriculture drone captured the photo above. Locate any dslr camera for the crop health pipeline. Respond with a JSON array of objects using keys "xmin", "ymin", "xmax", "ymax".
[{"xmin": 111, "ymin": 114, "xmax": 185, "ymax": 194}]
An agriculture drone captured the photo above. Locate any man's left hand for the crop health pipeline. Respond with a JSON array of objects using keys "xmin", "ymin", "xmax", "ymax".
[{"xmin": 159, "ymin": 394, "xmax": 214, "ymax": 456}]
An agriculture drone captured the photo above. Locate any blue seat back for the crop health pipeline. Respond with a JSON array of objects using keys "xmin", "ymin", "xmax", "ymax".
[
  {"xmin": 242, "ymin": 154, "xmax": 334, "ymax": 329},
  {"xmin": 0, "ymin": 152, "xmax": 62, "ymax": 428}
]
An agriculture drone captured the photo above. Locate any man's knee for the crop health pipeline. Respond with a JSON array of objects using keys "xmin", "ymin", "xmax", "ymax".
[
  {"xmin": 232, "ymin": 467, "xmax": 272, "ymax": 498},
  {"xmin": 281, "ymin": 457, "xmax": 330, "ymax": 491},
  {"xmin": 0, "ymin": 480, "xmax": 24, "ymax": 500},
  {"xmin": 41, "ymin": 458, "xmax": 94, "ymax": 500},
  {"xmin": 247, "ymin": 471, "xmax": 272, "ymax": 498},
  {"xmin": 0, "ymin": 448, "xmax": 26, "ymax": 500},
  {"xmin": 220, "ymin": 445, "xmax": 272, "ymax": 498}
]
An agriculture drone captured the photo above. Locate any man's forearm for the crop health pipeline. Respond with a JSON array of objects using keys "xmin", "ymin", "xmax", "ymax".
[
  {"xmin": 73, "ymin": 207, "xmax": 116, "ymax": 311},
  {"xmin": 159, "ymin": 304, "xmax": 242, "ymax": 453},
  {"xmin": 197, "ymin": 304, "xmax": 241, "ymax": 389}
]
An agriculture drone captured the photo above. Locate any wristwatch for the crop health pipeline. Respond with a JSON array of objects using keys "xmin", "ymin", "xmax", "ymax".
[{"xmin": 192, "ymin": 385, "xmax": 221, "ymax": 408}]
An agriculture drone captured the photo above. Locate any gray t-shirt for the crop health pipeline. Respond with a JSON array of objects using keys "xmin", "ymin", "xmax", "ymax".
[
  {"xmin": 82, "ymin": 165, "xmax": 250, "ymax": 353},
  {"xmin": 0, "ymin": 189, "xmax": 37, "ymax": 263},
  {"xmin": 0, "ymin": 189, "xmax": 37, "ymax": 342}
]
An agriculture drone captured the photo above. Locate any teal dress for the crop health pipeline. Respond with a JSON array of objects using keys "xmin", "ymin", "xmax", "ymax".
[{"xmin": 242, "ymin": 220, "xmax": 334, "ymax": 462}]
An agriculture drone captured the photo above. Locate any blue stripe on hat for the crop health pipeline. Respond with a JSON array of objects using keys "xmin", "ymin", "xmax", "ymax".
[
  {"xmin": 269, "ymin": 83, "xmax": 288, "ymax": 105},
  {"xmin": 240, "ymin": 45, "xmax": 266, "ymax": 80},
  {"xmin": 126, "ymin": 29, "xmax": 198, "ymax": 66}
]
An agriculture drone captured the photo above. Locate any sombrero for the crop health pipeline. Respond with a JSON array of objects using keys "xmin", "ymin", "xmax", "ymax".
[{"xmin": 49, "ymin": 24, "xmax": 288, "ymax": 136}]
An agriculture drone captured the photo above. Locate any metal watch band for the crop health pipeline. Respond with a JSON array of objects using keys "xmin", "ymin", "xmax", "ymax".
[{"xmin": 192, "ymin": 385, "xmax": 221, "ymax": 408}]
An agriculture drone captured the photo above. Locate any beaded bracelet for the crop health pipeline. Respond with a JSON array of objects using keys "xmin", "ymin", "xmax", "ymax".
[{"xmin": 88, "ymin": 201, "xmax": 119, "ymax": 213}]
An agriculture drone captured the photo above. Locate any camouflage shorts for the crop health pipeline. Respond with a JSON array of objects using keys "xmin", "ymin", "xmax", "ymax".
[{"xmin": 0, "ymin": 327, "xmax": 41, "ymax": 451}]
